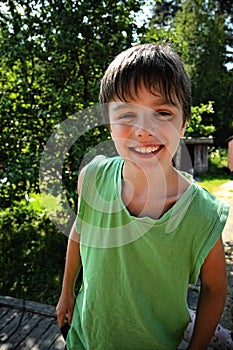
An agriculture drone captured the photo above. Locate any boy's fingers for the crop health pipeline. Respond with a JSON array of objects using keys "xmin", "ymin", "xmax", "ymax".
[
  {"xmin": 68, "ymin": 310, "xmax": 74, "ymax": 325},
  {"xmin": 56, "ymin": 306, "xmax": 66, "ymax": 328},
  {"xmin": 57, "ymin": 313, "xmax": 65, "ymax": 328}
]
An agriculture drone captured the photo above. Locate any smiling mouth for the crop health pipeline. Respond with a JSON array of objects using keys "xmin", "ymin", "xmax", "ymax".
[{"xmin": 131, "ymin": 145, "xmax": 163, "ymax": 154}]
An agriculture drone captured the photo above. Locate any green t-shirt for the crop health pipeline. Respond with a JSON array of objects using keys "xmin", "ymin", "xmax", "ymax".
[{"xmin": 66, "ymin": 156, "xmax": 229, "ymax": 350}]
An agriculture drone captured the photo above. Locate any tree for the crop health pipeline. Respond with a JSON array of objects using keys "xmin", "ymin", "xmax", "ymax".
[
  {"xmin": 150, "ymin": 0, "xmax": 181, "ymax": 28},
  {"xmin": 0, "ymin": 0, "xmax": 146, "ymax": 207},
  {"xmin": 173, "ymin": 0, "xmax": 233, "ymax": 146},
  {"xmin": 217, "ymin": 0, "xmax": 233, "ymax": 66},
  {"xmin": 145, "ymin": 0, "xmax": 233, "ymax": 146}
]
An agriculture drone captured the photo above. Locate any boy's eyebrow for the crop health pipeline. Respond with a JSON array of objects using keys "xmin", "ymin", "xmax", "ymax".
[
  {"xmin": 110, "ymin": 103, "xmax": 133, "ymax": 111},
  {"xmin": 109, "ymin": 99, "xmax": 178, "ymax": 111}
]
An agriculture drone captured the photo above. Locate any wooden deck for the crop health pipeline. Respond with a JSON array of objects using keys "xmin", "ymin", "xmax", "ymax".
[{"xmin": 0, "ymin": 295, "xmax": 65, "ymax": 350}]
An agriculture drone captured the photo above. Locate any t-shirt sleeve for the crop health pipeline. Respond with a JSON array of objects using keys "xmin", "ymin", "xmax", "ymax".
[
  {"xmin": 76, "ymin": 155, "xmax": 106, "ymax": 234},
  {"xmin": 189, "ymin": 195, "xmax": 229, "ymax": 285}
]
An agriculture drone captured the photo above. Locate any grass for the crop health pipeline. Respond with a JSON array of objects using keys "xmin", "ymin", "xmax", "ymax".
[
  {"xmin": 197, "ymin": 149, "xmax": 232, "ymax": 194},
  {"xmin": 197, "ymin": 176, "xmax": 232, "ymax": 193}
]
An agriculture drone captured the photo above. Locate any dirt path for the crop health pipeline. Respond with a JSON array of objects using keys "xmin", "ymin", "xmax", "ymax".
[{"xmin": 213, "ymin": 181, "xmax": 233, "ymax": 330}]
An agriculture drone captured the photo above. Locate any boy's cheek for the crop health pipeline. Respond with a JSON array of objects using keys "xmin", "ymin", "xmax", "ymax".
[
  {"xmin": 110, "ymin": 125, "xmax": 131, "ymax": 139},
  {"xmin": 166, "ymin": 121, "xmax": 185, "ymax": 138}
]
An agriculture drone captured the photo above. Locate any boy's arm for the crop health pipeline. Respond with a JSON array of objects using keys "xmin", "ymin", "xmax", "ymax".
[
  {"xmin": 56, "ymin": 222, "xmax": 81, "ymax": 328},
  {"xmin": 56, "ymin": 167, "xmax": 86, "ymax": 328},
  {"xmin": 188, "ymin": 236, "xmax": 227, "ymax": 350}
]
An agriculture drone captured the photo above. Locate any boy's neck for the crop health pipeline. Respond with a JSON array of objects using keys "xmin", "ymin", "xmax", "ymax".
[
  {"xmin": 122, "ymin": 161, "xmax": 176, "ymax": 197},
  {"xmin": 121, "ymin": 161, "xmax": 191, "ymax": 219}
]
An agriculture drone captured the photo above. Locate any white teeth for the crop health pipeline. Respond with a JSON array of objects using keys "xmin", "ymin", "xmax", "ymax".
[{"xmin": 134, "ymin": 146, "xmax": 160, "ymax": 154}]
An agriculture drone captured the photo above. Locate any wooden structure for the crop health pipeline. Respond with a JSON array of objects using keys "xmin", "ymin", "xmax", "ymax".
[
  {"xmin": 0, "ymin": 295, "xmax": 65, "ymax": 350},
  {"xmin": 174, "ymin": 137, "xmax": 214, "ymax": 176},
  {"xmin": 228, "ymin": 136, "xmax": 233, "ymax": 172}
]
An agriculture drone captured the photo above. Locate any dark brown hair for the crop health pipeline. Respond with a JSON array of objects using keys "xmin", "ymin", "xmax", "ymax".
[{"xmin": 99, "ymin": 43, "xmax": 191, "ymax": 125}]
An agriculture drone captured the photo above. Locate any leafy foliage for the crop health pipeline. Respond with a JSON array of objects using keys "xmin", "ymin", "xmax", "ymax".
[
  {"xmin": 0, "ymin": 0, "xmax": 145, "ymax": 207},
  {"xmin": 185, "ymin": 101, "xmax": 216, "ymax": 137},
  {"xmin": 146, "ymin": 0, "xmax": 233, "ymax": 146},
  {"xmin": 0, "ymin": 201, "xmax": 67, "ymax": 304},
  {"xmin": 173, "ymin": 0, "xmax": 233, "ymax": 145},
  {"xmin": 150, "ymin": 0, "xmax": 182, "ymax": 28}
]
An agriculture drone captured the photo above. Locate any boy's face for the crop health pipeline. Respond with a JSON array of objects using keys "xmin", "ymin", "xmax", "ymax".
[{"xmin": 108, "ymin": 85, "xmax": 186, "ymax": 169}]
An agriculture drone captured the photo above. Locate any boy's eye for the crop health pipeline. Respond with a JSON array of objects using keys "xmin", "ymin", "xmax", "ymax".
[
  {"xmin": 154, "ymin": 111, "xmax": 172, "ymax": 119},
  {"xmin": 119, "ymin": 113, "xmax": 136, "ymax": 120}
]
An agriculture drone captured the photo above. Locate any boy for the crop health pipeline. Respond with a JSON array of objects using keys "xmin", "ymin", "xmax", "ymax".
[{"xmin": 56, "ymin": 43, "xmax": 229, "ymax": 349}]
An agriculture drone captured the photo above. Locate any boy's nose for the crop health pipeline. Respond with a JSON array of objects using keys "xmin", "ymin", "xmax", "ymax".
[
  {"xmin": 134, "ymin": 117, "xmax": 153, "ymax": 138},
  {"xmin": 135, "ymin": 125, "xmax": 152, "ymax": 138}
]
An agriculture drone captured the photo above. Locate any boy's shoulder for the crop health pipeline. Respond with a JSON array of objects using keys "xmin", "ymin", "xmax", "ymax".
[
  {"xmin": 190, "ymin": 180, "xmax": 229, "ymax": 222},
  {"xmin": 78, "ymin": 155, "xmax": 122, "ymax": 195},
  {"xmin": 179, "ymin": 171, "xmax": 224, "ymax": 206},
  {"xmin": 177, "ymin": 171, "xmax": 229, "ymax": 220},
  {"xmin": 84, "ymin": 155, "xmax": 122, "ymax": 174}
]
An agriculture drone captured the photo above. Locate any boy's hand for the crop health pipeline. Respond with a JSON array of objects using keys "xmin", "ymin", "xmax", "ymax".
[
  {"xmin": 56, "ymin": 222, "xmax": 81, "ymax": 329},
  {"xmin": 56, "ymin": 292, "xmax": 76, "ymax": 328}
]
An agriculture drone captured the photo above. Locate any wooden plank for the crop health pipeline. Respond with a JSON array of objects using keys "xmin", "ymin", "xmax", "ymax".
[
  {"xmin": 184, "ymin": 137, "xmax": 214, "ymax": 145},
  {"xmin": 0, "ymin": 296, "xmax": 24, "ymax": 310},
  {"xmin": 15, "ymin": 314, "xmax": 56, "ymax": 349},
  {"xmin": 0, "ymin": 306, "xmax": 9, "ymax": 320},
  {"xmin": 0, "ymin": 296, "xmax": 65, "ymax": 349},
  {"xmin": 0, "ymin": 295, "xmax": 56, "ymax": 318},
  {"xmin": 48, "ymin": 334, "xmax": 66, "ymax": 350},
  {"xmin": 1, "ymin": 312, "xmax": 36, "ymax": 350},
  {"xmin": 24, "ymin": 299, "xmax": 56, "ymax": 318},
  {"xmin": 35, "ymin": 323, "xmax": 64, "ymax": 349},
  {"xmin": 0, "ymin": 308, "xmax": 19, "ymax": 330},
  {"xmin": 0, "ymin": 309, "xmax": 32, "ymax": 348}
]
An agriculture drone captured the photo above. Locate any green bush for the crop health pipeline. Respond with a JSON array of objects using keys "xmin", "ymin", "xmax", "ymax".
[
  {"xmin": 185, "ymin": 101, "xmax": 216, "ymax": 137},
  {"xmin": 0, "ymin": 201, "xmax": 68, "ymax": 305}
]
